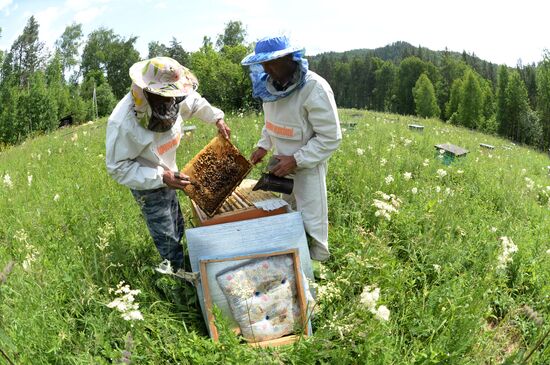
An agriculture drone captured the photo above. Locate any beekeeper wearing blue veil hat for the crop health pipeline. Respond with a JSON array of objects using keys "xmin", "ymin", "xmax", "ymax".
[{"xmin": 242, "ymin": 35, "xmax": 342, "ymax": 263}]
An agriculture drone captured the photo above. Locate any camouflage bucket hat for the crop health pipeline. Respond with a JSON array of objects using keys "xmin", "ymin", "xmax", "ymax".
[{"xmin": 129, "ymin": 57, "xmax": 198, "ymax": 97}]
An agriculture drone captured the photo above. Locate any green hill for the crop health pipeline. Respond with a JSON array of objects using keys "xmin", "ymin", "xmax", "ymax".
[
  {"xmin": 0, "ymin": 111, "xmax": 549, "ymax": 364},
  {"xmin": 308, "ymin": 41, "xmax": 500, "ymax": 82}
]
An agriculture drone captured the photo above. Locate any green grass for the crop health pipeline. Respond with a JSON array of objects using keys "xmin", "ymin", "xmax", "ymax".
[{"xmin": 0, "ymin": 110, "xmax": 549, "ymax": 364}]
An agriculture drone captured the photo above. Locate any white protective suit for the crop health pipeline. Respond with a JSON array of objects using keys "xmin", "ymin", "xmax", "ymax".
[
  {"xmin": 257, "ymin": 70, "xmax": 342, "ymax": 261},
  {"xmin": 106, "ymin": 92, "xmax": 224, "ymax": 190}
]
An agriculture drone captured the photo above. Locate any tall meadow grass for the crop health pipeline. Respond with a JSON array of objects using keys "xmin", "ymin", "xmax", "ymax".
[{"xmin": 0, "ymin": 110, "xmax": 548, "ymax": 364}]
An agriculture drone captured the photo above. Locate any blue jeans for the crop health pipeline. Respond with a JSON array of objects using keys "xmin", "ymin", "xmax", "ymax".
[{"xmin": 131, "ymin": 187, "xmax": 184, "ymax": 269}]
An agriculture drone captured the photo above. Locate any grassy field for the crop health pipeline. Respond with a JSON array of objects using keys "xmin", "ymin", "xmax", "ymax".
[{"xmin": 0, "ymin": 110, "xmax": 549, "ymax": 364}]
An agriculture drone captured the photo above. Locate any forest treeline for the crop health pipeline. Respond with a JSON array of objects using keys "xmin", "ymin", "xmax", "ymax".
[
  {"xmin": 309, "ymin": 42, "xmax": 550, "ymax": 150},
  {"xmin": 1, "ymin": 18, "xmax": 550, "ymax": 151}
]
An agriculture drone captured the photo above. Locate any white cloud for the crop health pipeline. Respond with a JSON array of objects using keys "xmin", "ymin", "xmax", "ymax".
[
  {"xmin": 65, "ymin": 0, "xmax": 112, "ymax": 11},
  {"xmin": 74, "ymin": 6, "xmax": 106, "ymax": 25},
  {"xmin": 0, "ymin": 0, "xmax": 12, "ymax": 12},
  {"xmin": 2, "ymin": 0, "xmax": 550, "ymax": 66}
]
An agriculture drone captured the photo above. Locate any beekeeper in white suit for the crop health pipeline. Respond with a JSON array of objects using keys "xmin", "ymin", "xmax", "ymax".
[
  {"xmin": 242, "ymin": 36, "xmax": 342, "ymax": 262},
  {"xmin": 105, "ymin": 56, "xmax": 230, "ymax": 272}
]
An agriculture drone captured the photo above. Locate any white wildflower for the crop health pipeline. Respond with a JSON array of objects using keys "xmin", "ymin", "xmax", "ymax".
[
  {"xmin": 356, "ymin": 148, "xmax": 365, "ymax": 156},
  {"xmin": 457, "ymin": 169, "xmax": 464, "ymax": 174},
  {"xmin": 375, "ymin": 305, "xmax": 390, "ymax": 321},
  {"xmin": 360, "ymin": 286, "xmax": 380, "ymax": 310},
  {"xmin": 435, "ymin": 186, "xmax": 441, "ymax": 193},
  {"xmin": 403, "ymin": 138, "xmax": 412, "ymax": 147},
  {"xmin": 490, "ymin": 227, "xmax": 498, "ymax": 233},
  {"xmin": 71, "ymin": 133, "xmax": 78, "ymax": 142},
  {"xmin": 423, "ymin": 159, "xmax": 430, "ymax": 167},
  {"xmin": 107, "ymin": 281, "xmax": 143, "ymax": 321},
  {"xmin": 525, "ymin": 177, "xmax": 535, "ymax": 190},
  {"xmin": 373, "ymin": 191, "xmax": 401, "ymax": 221},
  {"xmin": 360, "ymin": 285, "xmax": 390, "ymax": 321},
  {"xmin": 53, "ymin": 194, "xmax": 60, "ymax": 202},
  {"xmin": 3, "ymin": 174, "xmax": 14, "ymax": 188},
  {"xmin": 433, "ymin": 264, "xmax": 441, "ymax": 273},
  {"xmin": 497, "ymin": 236, "xmax": 518, "ymax": 271},
  {"xmin": 123, "ymin": 310, "xmax": 144, "ymax": 321},
  {"xmin": 380, "ymin": 158, "xmax": 387, "ymax": 166},
  {"xmin": 403, "ymin": 172, "xmax": 412, "ymax": 181},
  {"xmin": 437, "ymin": 169, "xmax": 447, "ymax": 178},
  {"xmin": 27, "ymin": 175, "xmax": 33, "ymax": 187},
  {"xmin": 521, "ymin": 168, "xmax": 527, "ymax": 175},
  {"xmin": 385, "ymin": 175, "xmax": 394, "ymax": 185},
  {"xmin": 546, "ymin": 249, "xmax": 550, "ymax": 255},
  {"xmin": 445, "ymin": 187, "xmax": 453, "ymax": 196},
  {"xmin": 411, "ymin": 187, "xmax": 418, "ymax": 194}
]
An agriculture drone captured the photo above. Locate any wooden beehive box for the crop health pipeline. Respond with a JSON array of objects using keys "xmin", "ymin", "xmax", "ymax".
[
  {"xmin": 181, "ymin": 136, "xmax": 253, "ymax": 217},
  {"xmin": 434, "ymin": 143, "xmax": 469, "ymax": 165},
  {"xmin": 191, "ymin": 179, "xmax": 288, "ymax": 226}
]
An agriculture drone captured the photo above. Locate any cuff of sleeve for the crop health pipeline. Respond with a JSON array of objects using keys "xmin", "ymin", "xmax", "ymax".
[
  {"xmin": 257, "ymin": 141, "xmax": 272, "ymax": 151},
  {"xmin": 213, "ymin": 111, "xmax": 225, "ymax": 123},
  {"xmin": 293, "ymin": 151, "xmax": 305, "ymax": 168},
  {"xmin": 156, "ymin": 166, "xmax": 167, "ymax": 187}
]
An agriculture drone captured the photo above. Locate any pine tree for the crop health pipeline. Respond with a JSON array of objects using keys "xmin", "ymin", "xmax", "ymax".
[
  {"xmin": 9, "ymin": 16, "xmax": 45, "ymax": 87},
  {"xmin": 496, "ymin": 66, "xmax": 510, "ymax": 136},
  {"xmin": 505, "ymin": 71, "xmax": 530, "ymax": 141},
  {"xmin": 458, "ymin": 70, "xmax": 483, "ymax": 129},
  {"xmin": 537, "ymin": 51, "xmax": 550, "ymax": 150},
  {"xmin": 413, "ymin": 73, "xmax": 440, "ymax": 118},
  {"xmin": 373, "ymin": 61, "xmax": 396, "ymax": 112},
  {"xmin": 396, "ymin": 56, "xmax": 428, "ymax": 115},
  {"xmin": 478, "ymin": 79, "xmax": 497, "ymax": 133},
  {"xmin": 446, "ymin": 79, "xmax": 463, "ymax": 121},
  {"xmin": 439, "ymin": 54, "xmax": 467, "ymax": 120},
  {"xmin": 16, "ymin": 71, "xmax": 58, "ymax": 140}
]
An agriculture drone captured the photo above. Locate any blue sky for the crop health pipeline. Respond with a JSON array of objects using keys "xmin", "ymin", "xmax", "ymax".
[{"xmin": 1, "ymin": 0, "xmax": 549, "ymax": 66}]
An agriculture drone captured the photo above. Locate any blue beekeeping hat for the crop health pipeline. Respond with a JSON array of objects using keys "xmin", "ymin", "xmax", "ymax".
[{"xmin": 241, "ymin": 35, "xmax": 304, "ymax": 66}]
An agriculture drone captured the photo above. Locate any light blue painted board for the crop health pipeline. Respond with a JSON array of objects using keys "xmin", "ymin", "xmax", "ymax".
[{"xmin": 185, "ymin": 212, "xmax": 313, "ymax": 336}]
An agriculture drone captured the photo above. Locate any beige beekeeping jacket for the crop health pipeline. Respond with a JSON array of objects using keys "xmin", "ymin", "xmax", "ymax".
[
  {"xmin": 256, "ymin": 70, "xmax": 341, "ymax": 261},
  {"xmin": 257, "ymin": 71, "xmax": 341, "ymax": 168},
  {"xmin": 106, "ymin": 92, "xmax": 223, "ymax": 190}
]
